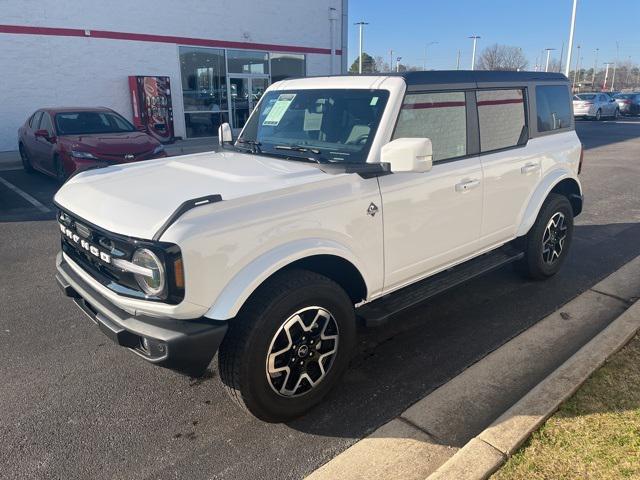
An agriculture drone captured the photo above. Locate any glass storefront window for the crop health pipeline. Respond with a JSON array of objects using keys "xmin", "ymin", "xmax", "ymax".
[
  {"xmin": 270, "ymin": 53, "xmax": 306, "ymax": 83},
  {"xmin": 228, "ymin": 50, "xmax": 269, "ymax": 74},
  {"xmin": 179, "ymin": 46, "xmax": 227, "ymax": 113},
  {"xmin": 184, "ymin": 111, "xmax": 229, "ymax": 138}
]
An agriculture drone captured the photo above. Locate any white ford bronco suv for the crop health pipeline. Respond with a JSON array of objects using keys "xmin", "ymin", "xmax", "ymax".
[{"xmin": 55, "ymin": 71, "xmax": 583, "ymax": 422}]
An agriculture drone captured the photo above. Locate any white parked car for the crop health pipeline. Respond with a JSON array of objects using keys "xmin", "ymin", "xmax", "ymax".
[
  {"xmin": 55, "ymin": 71, "xmax": 583, "ymax": 422},
  {"xmin": 573, "ymin": 92, "xmax": 620, "ymax": 120}
]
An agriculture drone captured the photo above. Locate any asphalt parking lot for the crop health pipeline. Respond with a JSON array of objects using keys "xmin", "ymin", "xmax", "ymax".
[{"xmin": 1, "ymin": 118, "xmax": 639, "ymax": 480}]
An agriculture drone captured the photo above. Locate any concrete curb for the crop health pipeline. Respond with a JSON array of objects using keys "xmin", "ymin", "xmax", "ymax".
[
  {"xmin": 428, "ymin": 297, "xmax": 640, "ymax": 480},
  {"xmin": 306, "ymin": 255, "xmax": 640, "ymax": 480}
]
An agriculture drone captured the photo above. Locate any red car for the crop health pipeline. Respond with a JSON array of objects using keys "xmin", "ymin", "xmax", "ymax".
[{"xmin": 18, "ymin": 107, "xmax": 167, "ymax": 181}]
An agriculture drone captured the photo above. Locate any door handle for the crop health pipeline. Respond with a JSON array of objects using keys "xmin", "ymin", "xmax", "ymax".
[
  {"xmin": 521, "ymin": 162, "xmax": 540, "ymax": 174},
  {"xmin": 455, "ymin": 179, "xmax": 480, "ymax": 192}
]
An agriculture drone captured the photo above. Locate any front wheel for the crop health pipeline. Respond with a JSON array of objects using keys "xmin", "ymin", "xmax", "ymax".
[
  {"xmin": 595, "ymin": 109, "xmax": 602, "ymax": 121},
  {"xmin": 19, "ymin": 144, "xmax": 34, "ymax": 173},
  {"xmin": 218, "ymin": 269, "xmax": 356, "ymax": 422},
  {"xmin": 516, "ymin": 193, "xmax": 574, "ymax": 280}
]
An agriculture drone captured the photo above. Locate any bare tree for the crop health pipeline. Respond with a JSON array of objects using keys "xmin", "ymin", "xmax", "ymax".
[
  {"xmin": 374, "ymin": 55, "xmax": 390, "ymax": 73},
  {"xmin": 477, "ymin": 44, "xmax": 528, "ymax": 71}
]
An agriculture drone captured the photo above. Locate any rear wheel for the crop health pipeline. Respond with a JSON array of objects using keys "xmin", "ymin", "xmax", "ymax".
[
  {"xmin": 595, "ymin": 109, "xmax": 602, "ymax": 121},
  {"xmin": 516, "ymin": 193, "xmax": 574, "ymax": 280},
  {"xmin": 19, "ymin": 144, "xmax": 34, "ymax": 173},
  {"xmin": 614, "ymin": 108, "xmax": 620, "ymax": 119},
  {"xmin": 218, "ymin": 269, "xmax": 356, "ymax": 422}
]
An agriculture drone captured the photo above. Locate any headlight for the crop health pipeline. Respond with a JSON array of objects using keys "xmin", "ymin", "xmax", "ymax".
[
  {"xmin": 71, "ymin": 150, "xmax": 98, "ymax": 159},
  {"xmin": 132, "ymin": 248, "xmax": 166, "ymax": 296},
  {"xmin": 152, "ymin": 144, "xmax": 165, "ymax": 154}
]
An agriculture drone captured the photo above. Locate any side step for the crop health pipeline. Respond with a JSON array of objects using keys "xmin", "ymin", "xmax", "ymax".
[{"xmin": 357, "ymin": 246, "xmax": 524, "ymax": 327}]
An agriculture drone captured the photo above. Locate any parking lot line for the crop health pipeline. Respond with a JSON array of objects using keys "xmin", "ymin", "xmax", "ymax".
[{"xmin": 0, "ymin": 175, "xmax": 51, "ymax": 213}]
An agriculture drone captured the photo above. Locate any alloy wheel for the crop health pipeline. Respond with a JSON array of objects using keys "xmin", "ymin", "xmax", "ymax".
[
  {"xmin": 542, "ymin": 212, "xmax": 567, "ymax": 265},
  {"xmin": 265, "ymin": 306, "xmax": 339, "ymax": 397}
]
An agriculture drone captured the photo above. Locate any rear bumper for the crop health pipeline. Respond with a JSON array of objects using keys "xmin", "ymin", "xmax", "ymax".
[{"xmin": 56, "ymin": 252, "xmax": 227, "ymax": 376}]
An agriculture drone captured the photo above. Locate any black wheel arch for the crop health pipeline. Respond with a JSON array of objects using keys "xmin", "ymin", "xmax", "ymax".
[{"xmin": 550, "ymin": 178, "xmax": 582, "ymax": 216}]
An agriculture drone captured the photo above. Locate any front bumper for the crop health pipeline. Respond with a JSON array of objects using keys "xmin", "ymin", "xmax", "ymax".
[{"xmin": 56, "ymin": 252, "xmax": 227, "ymax": 376}]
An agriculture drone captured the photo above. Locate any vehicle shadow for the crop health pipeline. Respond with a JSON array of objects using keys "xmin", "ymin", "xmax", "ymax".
[{"xmin": 285, "ymin": 221, "xmax": 640, "ymax": 440}]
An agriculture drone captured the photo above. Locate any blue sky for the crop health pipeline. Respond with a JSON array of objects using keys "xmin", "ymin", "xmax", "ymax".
[{"xmin": 348, "ymin": 0, "xmax": 640, "ymax": 71}]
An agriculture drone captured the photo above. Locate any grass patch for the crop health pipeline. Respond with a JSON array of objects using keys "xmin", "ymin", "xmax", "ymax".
[{"xmin": 493, "ymin": 332, "xmax": 640, "ymax": 480}]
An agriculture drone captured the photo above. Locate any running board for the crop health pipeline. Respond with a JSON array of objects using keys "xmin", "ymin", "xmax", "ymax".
[{"xmin": 357, "ymin": 246, "xmax": 524, "ymax": 327}]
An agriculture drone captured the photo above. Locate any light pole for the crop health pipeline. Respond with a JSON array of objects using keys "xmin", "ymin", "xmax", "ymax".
[
  {"xmin": 611, "ymin": 40, "xmax": 620, "ymax": 91},
  {"xmin": 573, "ymin": 44, "xmax": 581, "ymax": 90},
  {"xmin": 396, "ymin": 56, "xmax": 402, "ymax": 72},
  {"xmin": 354, "ymin": 21, "xmax": 369, "ymax": 74},
  {"xmin": 389, "ymin": 49, "xmax": 393, "ymax": 73},
  {"xmin": 422, "ymin": 41, "xmax": 438, "ymax": 71},
  {"xmin": 591, "ymin": 48, "xmax": 599, "ymax": 87},
  {"xmin": 456, "ymin": 49, "xmax": 461, "ymax": 70},
  {"xmin": 565, "ymin": 0, "xmax": 578, "ymax": 77},
  {"xmin": 603, "ymin": 62, "xmax": 613, "ymax": 91},
  {"xmin": 545, "ymin": 48, "xmax": 556, "ymax": 72},
  {"xmin": 469, "ymin": 35, "xmax": 480, "ymax": 70}
]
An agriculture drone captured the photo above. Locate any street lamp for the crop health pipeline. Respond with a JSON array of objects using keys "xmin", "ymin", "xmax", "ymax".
[
  {"xmin": 469, "ymin": 35, "xmax": 480, "ymax": 70},
  {"xmin": 354, "ymin": 21, "xmax": 369, "ymax": 74},
  {"xmin": 422, "ymin": 41, "xmax": 438, "ymax": 71},
  {"xmin": 611, "ymin": 40, "xmax": 620, "ymax": 91},
  {"xmin": 565, "ymin": 0, "xmax": 578, "ymax": 77},
  {"xmin": 573, "ymin": 44, "xmax": 581, "ymax": 90},
  {"xmin": 591, "ymin": 48, "xmax": 599, "ymax": 87},
  {"xmin": 396, "ymin": 56, "xmax": 402, "ymax": 72},
  {"xmin": 545, "ymin": 48, "xmax": 556, "ymax": 72},
  {"xmin": 603, "ymin": 62, "xmax": 613, "ymax": 91}
]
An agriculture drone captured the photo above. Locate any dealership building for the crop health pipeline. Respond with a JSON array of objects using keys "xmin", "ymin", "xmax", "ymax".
[{"xmin": 0, "ymin": 0, "xmax": 348, "ymax": 151}]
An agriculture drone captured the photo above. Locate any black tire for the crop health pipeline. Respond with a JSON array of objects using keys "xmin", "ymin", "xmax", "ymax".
[
  {"xmin": 218, "ymin": 269, "xmax": 356, "ymax": 422},
  {"xmin": 516, "ymin": 193, "xmax": 574, "ymax": 280},
  {"xmin": 54, "ymin": 155, "xmax": 67, "ymax": 182},
  {"xmin": 19, "ymin": 144, "xmax": 34, "ymax": 173},
  {"xmin": 595, "ymin": 109, "xmax": 602, "ymax": 121},
  {"xmin": 614, "ymin": 108, "xmax": 620, "ymax": 119}
]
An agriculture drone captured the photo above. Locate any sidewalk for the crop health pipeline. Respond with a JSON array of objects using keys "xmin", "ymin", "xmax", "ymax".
[
  {"xmin": 0, "ymin": 137, "xmax": 219, "ymax": 171},
  {"xmin": 493, "ymin": 331, "xmax": 640, "ymax": 480}
]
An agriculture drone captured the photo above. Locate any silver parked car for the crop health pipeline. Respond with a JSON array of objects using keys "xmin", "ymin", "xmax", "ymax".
[
  {"xmin": 573, "ymin": 93, "xmax": 620, "ymax": 120},
  {"xmin": 613, "ymin": 93, "xmax": 640, "ymax": 116}
]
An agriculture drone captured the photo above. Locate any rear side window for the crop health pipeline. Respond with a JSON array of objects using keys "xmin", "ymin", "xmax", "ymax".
[
  {"xmin": 29, "ymin": 111, "xmax": 43, "ymax": 129},
  {"xmin": 477, "ymin": 89, "xmax": 526, "ymax": 152},
  {"xmin": 393, "ymin": 91, "xmax": 467, "ymax": 162},
  {"xmin": 39, "ymin": 113, "xmax": 54, "ymax": 135},
  {"xmin": 536, "ymin": 85, "xmax": 572, "ymax": 132}
]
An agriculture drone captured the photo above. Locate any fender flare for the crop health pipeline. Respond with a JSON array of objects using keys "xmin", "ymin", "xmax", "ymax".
[
  {"xmin": 204, "ymin": 238, "xmax": 370, "ymax": 320},
  {"xmin": 516, "ymin": 170, "xmax": 583, "ymax": 237}
]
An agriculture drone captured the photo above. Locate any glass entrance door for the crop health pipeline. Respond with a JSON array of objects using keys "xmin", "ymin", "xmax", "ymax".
[{"xmin": 229, "ymin": 76, "xmax": 269, "ymax": 131}]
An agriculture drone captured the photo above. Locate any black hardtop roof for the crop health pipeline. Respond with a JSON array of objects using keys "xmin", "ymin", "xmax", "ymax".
[{"xmin": 351, "ymin": 70, "xmax": 568, "ymax": 85}]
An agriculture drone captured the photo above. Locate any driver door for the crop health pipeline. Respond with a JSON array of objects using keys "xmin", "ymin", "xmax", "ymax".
[{"xmin": 378, "ymin": 90, "xmax": 483, "ymax": 291}]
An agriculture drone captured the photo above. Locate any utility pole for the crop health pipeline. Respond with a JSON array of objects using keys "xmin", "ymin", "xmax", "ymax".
[
  {"xmin": 592, "ymin": 48, "xmax": 599, "ymax": 87},
  {"xmin": 469, "ymin": 35, "xmax": 480, "ymax": 70},
  {"xmin": 354, "ymin": 21, "xmax": 369, "ymax": 74},
  {"xmin": 624, "ymin": 56, "xmax": 632, "ymax": 87},
  {"xmin": 422, "ymin": 41, "xmax": 437, "ymax": 71},
  {"xmin": 396, "ymin": 56, "xmax": 402, "ymax": 72},
  {"xmin": 545, "ymin": 48, "xmax": 556, "ymax": 72},
  {"xmin": 456, "ymin": 50, "xmax": 461, "ymax": 70},
  {"xmin": 611, "ymin": 41, "xmax": 619, "ymax": 91},
  {"xmin": 565, "ymin": 0, "xmax": 578, "ymax": 77}
]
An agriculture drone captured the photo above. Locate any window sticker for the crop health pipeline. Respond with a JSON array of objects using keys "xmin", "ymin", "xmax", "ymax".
[
  {"xmin": 262, "ymin": 93, "xmax": 296, "ymax": 126},
  {"xmin": 370, "ymin": 96, "xmax": 379, "ymax": 106}
]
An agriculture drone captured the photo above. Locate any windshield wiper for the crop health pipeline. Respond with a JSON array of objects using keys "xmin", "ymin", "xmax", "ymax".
[
  {"xmin": 273, "ymin": 145, "xmax": 331, "ymax": 163},
  {"xmin": 236, "ymin": 138, "xmax": 263, "ymax": 153}
]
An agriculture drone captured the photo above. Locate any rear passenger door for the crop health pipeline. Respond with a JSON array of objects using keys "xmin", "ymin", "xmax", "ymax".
[
  {"xmin": 475, "ymin": 88, "xmax": 538, "ymax": 244},
  {"xmin": 378, "ymin": 90, "xmax": 484, "ymax": 291}
]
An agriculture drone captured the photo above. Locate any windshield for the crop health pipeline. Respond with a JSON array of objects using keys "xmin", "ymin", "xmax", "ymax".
[
  {"xmin": 614, "ymin": 94, "xmax": 633, "ymax": 99},
  {"xmin": 55, "ymin": 111, "xmax": 136, "ymax": 135},
  {"xmin": 574, "ymin": 94, "xmax": 596, "ymax": 100},
  {"xmin": 238, "ymin": 89, "xmax": 390, "ymax": 163}
]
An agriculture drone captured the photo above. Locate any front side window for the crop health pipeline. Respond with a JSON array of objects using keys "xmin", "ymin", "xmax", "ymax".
[
  {"xmin": 477, "ymin": 89, "xmax": 526, "ymax": 152},
  {"xmin": 39, "ymin": 113, "xmax": 54, "ymax": 135},
  {"xmin": 55, "ymin": 112, "xmax": 135, "ymax": 135},
  {"xmin": 30, "ymin": 111, "xmax": 43, "ymax": 129},
  {"xmin": 537, "ymin": 85, "xmax": 572, "ymax": 132},
  {"xmin": 393, "ymin": 91, "xmax": 467, "ymax": 162},
  {"xmin": 240, "ymin": 89, "xmax": 389, "ymax": 163}
]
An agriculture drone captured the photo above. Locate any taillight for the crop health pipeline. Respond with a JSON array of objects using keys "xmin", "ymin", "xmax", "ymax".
[{"xmin": 578, "ymin": 144, "xmax": 584, "ymax": 175}]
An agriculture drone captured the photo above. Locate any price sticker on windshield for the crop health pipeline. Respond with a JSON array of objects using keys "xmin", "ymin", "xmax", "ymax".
[{"xmin": 263, "ymin": 93, "xmax": 296, "ymax": 126}]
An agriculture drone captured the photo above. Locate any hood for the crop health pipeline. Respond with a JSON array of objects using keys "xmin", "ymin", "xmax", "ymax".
[
  {"xmin": 61, "ymin": 131, "xmax": 158, "ymax": 155},
  {"xmin": 54, "ymin": 150, "xmax": 329, "ymax": 239}
]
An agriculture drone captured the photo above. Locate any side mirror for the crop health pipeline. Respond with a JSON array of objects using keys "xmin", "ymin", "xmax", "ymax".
[
  {"xmin": 218, "ymin": 122, "xmax": 233, "ymax": 145},
  {"xmin": 381, "ymin": 138, "xmax": 433, "ymax": 173},
  {"xmin": 34, "ymin": 129, "xmax": 50, "ymax": 140}
]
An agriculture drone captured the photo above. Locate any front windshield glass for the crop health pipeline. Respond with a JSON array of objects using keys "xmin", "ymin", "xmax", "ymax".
[
  {"xmin": 238, "ymin": 89, "xmax": 389, "ymax": 163},
  {"xmin": 55, "ymin": 111, "xmax": 136, "ymax": 135}
]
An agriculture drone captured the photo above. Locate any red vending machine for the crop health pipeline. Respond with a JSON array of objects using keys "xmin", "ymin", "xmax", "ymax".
[{"xmin": 128, "ymin": 75, "xmax": 175, "ymax": 143}]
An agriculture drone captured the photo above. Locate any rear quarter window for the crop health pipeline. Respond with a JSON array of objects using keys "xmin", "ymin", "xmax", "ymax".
[{"xmin": 536, "ymin": 85, "xmax": 572, "ymax": 133}]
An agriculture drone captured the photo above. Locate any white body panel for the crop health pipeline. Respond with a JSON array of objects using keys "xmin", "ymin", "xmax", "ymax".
[{"xmin": 54, "ymin": 75, "xmax": 583, "ymax": 321}]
